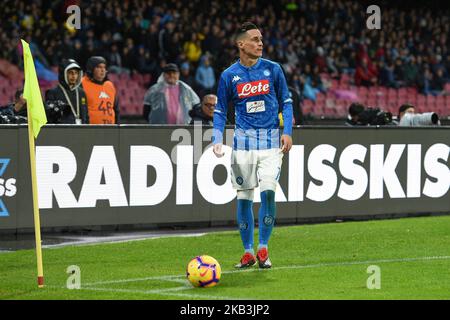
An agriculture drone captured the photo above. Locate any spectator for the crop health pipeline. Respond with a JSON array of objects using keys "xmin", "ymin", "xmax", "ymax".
[
  {"xmin": 143, "ymin": 63, "xmax": 200, "ymax": 124},
  {"xmin": 184, "ymin": 33, "xmax": 202, "ymax": 64},
  {"xmin": 355, "ymin": 58, "xmax": 378, "ymax": 87},
  {"xmin": 403, "ymin": 56, "xmax": 419, "ymax": 87},
  {"xmin": 417, "ymin": 66, "xmax": 435, "ymax": 95},
  {"xmin": 46, "ymin": 59, "xmax": 89, "ymax": 124},
  {"xmin": 393, "ymin": 58, "xmax": 405, "ymax": 88},
  {"xmin": 314, "ymin": 47, "xmax": 327, "ymax": 73},
  {"xmin": 180, "ymin": 62, "xmax": 196, "ymax": 89},
  {"xmin": 326, "ymin": 49, "xmax": 339, "ymax": 78},
  {"xmin": 288, "ymin": 86, "xmax": 304, "ymax": 125},
  {"xmin": 398, "ymin": 103, "xmax": 415, "ymax": 122},
  {"xmin": 189, "ymin": 94, "xmax": 217, "ymax": 125},
  {"xmin": 0, "ymin": 89, "xmax": 27, "ymax": 124},
  {"xmin": 195, "ymin": 55, "xmax": 215, "ymax": 96},
  {"xmin": 106, "ymin": 43, "xmax": 126, "ymax": 74},
  {"xmin": 81, "ymin": 56, "xmax": 120, "ymax": 124},
  {"xmin": 135, "ymin": 47, "xmax": 154, "ymax": 75},
  {"xmin": 432, "ymin": 69, "xmax": 447, "ymax": 95},
  {"xmin": 379, "ymin": 60, "xmax": 396, "ymax": 87}
]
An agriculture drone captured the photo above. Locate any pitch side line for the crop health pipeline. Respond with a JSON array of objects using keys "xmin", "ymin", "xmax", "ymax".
[
  {"xmin": 83, "ymin": 255, "xmax": 450, "ymax": 287},
  {"xmin": 49, "ymin": 284, "xmax": 249, "ymax": 300}
]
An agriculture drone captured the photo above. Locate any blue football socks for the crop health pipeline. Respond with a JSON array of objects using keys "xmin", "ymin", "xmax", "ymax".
[
  {"xmin": 237, "ymin": 199, "xmax": 254, "ymax": 254},
  {"xmin": 258, "ymin": 190, "xmax": 276, "ymax": 247}
]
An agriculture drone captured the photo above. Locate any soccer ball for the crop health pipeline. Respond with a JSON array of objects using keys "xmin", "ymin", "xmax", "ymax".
[{"xmin": 186, "ymin": 255, "xmax": 221, "ymax": 288}]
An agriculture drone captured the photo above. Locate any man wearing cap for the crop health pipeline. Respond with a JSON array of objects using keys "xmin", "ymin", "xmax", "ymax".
[
  {"xmin": 82, "ymin": 56, "xmax": 120, "ymax": 124},
  {"xmin": 46, "ymin": 59, "xmax": 89, "ymax": 124},
  {"xmin": 143, "ymin": 63, "xmax": 200, "ymax": 124}
]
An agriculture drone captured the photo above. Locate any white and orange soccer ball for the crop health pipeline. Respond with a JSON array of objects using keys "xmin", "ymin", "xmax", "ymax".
[{"xmin": 186, "ymin": 255, "xmax": 221, "ymax": 288}]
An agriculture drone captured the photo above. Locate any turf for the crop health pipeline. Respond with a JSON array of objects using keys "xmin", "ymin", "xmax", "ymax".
[{"xmin": 0, "ymin": 215, "xmax": 449, "ymax": 300}]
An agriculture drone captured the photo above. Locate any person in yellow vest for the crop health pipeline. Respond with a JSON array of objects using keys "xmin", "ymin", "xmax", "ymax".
[{"xmin": 81, "ymin": 56, "xmax": 120, "ymax": 124}]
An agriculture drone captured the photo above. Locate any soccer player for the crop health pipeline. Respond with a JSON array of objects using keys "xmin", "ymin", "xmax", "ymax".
[{"xmin": 212, "ymin": 22, "xmax": 293, "ymax": 268}]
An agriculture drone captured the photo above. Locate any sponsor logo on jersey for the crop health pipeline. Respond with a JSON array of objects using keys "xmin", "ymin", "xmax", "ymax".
[
  {"xmin": 246, "ymin": 100, "xmax": 265, "ymax": 113},
  {"xmin": 237, "ymin": 80, "xmax": 270, "ymax": 98},
  {"xmin": 232, "ymin": 75, "xmax": 241, "ymax": 82}
]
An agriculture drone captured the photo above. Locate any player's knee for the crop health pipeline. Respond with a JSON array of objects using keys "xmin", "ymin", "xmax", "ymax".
[
  {"xmin": 259, "ymin": 180, "xmax": 277, "ymax": 194},
  {"xmin": 237, "ymin": 189, "xmax": 254, "ymax": 200}
]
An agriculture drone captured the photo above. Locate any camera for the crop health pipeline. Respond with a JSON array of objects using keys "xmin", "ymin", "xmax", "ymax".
[
  {"xmin": 347, "ymin": 103, "xmax": 394, "ymax": 126},
  {"xmin": 0, "ymin": 105, "xmax": 28, "ymax": 124},
  {"xmin": 358, "ymin": 107, "xmax": 393, "ymax": 126},
  {"xmin": 399, "ymin": 112, "xmax": 440, "ymax": 126},
  {"xmin": 45, "ymin": 100, "xmax": 70, "ymax": 124},
  {"xmin": 0, "ymin": 114, "xmax": 28, "ymax": 124}
]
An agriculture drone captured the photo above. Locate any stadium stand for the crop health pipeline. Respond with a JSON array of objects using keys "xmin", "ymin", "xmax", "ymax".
[{"xmin": 0, "ymin": 0, "xmax": 449, "ymax": 121}]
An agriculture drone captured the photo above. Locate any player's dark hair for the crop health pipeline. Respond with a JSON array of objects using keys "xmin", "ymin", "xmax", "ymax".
[{"xmin": 236, "ymin": 22, "xmax": 258, "ymax": 39}]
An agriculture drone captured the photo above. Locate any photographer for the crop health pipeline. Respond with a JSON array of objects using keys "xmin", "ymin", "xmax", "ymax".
[
  {"xmin": 398, "ymin": 104, "xmax": 440, "ymax": 126},
  {"xmin": 0, "ymin": 89, "xmax": 28, "ymax": 124},
  {"xmin": 45, "ymin": 59, "xmax": 89, "ymax": 124},
  {"xmin": 345, "ymin": 103, "xmax": 394, "ymax": 126}
]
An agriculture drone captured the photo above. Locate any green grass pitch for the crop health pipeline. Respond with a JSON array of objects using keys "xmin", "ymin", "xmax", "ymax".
[{"xmin": 1, "ymin": 215, "xmax": 449, "ymax": 300}]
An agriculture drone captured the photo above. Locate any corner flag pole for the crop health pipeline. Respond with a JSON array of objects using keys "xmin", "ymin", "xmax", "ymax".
[
  {"xmin": 26, "ymin": 112, "xmax": 44, "ymax": 288},
  {"xmin": 21, "ymin": 39, "xmax": 48, "ymax": 288}
]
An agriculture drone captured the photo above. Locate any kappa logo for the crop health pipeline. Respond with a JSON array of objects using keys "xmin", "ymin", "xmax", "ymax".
[
  {"xmin": 98, "ymin": 91, "xmax": 110, "ymax": 99},
  {"xmin": 0, "ymin": 159, "xmax": 17, "ymax": 217},
  {"xmin": 232, "ymin": 75, "xmax": 241, "ymax": 83}
]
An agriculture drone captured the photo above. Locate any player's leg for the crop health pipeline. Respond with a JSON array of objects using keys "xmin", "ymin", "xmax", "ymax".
[
  {"xmin": 231, "ymin": 150, "xmax": 258, "ymax": 268},
  {"xmin": 256, "ymin": 148, "xmax": 283, "ymax": 268},
  {"xmin": 235, "ymin": 189, "xmax": 256, "ymax": 268}
]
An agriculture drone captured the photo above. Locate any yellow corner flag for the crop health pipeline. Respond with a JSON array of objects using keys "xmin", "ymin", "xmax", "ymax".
[
  {"xmin": 21, "ymin": 39, "xmax": 47, "ymax": 138},
  {"xmin": 21, "ymin": 39, "xmax": 46, "ymax": 288}
]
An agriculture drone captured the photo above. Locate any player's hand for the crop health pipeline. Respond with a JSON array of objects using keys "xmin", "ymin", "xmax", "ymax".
[
  {"xmin": 280, "ymin": 134, "xmax": 292, "ymax": 154},
  {"xmin": 213, "ymin": 143, "xmax": 225, "ymax": 158}
]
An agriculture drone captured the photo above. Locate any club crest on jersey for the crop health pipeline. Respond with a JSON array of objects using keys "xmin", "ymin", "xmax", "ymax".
[{"xmin": 237, "ymin": 80, "xmax": 270, "ymax": 98}]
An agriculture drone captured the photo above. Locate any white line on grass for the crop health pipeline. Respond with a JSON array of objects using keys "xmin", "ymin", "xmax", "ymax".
[{"xmin": 84, "ymin": 255, "xmax": 450, "ymax": 287}]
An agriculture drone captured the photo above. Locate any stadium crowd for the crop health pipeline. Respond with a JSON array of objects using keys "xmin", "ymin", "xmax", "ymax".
[{"xmin": 0, "ymin": 0, "xmax": 449, "ymax": 123}]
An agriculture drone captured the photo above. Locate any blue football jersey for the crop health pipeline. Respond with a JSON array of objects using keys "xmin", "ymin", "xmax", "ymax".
[{"xmin": 213, "ymin": 58, "xmax": 293, "ymax": 150}]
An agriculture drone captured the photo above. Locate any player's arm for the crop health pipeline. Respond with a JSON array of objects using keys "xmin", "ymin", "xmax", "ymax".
[
  {"xmin": 212, "ymin": 73, "xmax": 230, "ymax": 157},
  {"xmin": 275, "ymin": 64, "xmax": 293, "ymax": 153}
]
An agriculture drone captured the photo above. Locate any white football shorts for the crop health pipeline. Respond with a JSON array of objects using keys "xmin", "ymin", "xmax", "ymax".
[{"xmin": 230, "ymin": 148, "xmax": 283, "ymax": 192}]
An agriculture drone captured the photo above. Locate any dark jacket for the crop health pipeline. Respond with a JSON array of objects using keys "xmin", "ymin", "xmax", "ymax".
[
  {"xmin": 189, "ymin": 103, "xmax": 213, "ymax": 125},
  {"xmin": 45, "ymin": 59, "xmax": 89, "ymax": 124}
]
